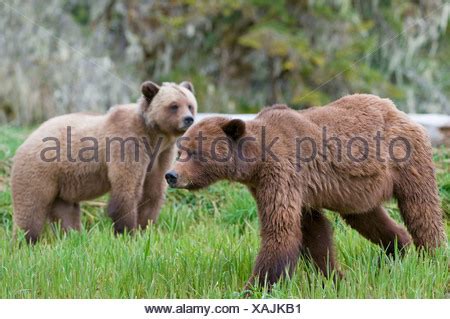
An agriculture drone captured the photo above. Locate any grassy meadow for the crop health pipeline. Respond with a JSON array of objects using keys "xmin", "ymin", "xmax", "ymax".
[{"xmin": 0, "ymin": 126, "xmax": 449, "ymax": 298}]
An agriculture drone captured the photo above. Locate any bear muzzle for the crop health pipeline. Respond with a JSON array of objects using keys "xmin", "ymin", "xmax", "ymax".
[
  {"xmin": 180, "ymin": 116, "xmax": 194, "ymax": 131},
  {"xmin": 165, "ymin": 170, "xmax": 178, "ymax": 187}
]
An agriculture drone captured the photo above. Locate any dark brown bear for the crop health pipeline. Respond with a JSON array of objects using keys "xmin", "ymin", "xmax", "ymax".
[
  {"xmin": 166, "ymin": 94, "xmax": 446, "ymax": 289},
  {"xmin": 12, "ymin": 81, "xmax": 197, "ymax": 243}
]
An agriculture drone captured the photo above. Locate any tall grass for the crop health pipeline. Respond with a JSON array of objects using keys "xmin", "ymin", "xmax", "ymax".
[{"xmin": 0, "ymin": 126, "xmax": 448, "ymax": 298}]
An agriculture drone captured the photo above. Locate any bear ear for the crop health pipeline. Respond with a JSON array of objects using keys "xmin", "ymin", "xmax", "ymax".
[
  {"xmin": 222, "ymin": 119, "xmax": 246, "ymax": 141},
  {"xmin": 179, "ymin": 81, "xmax": 194, "ymax": 94},
  {"xmin": 141, "ymin": 81, "xmax": 160, "ymax": 102}
]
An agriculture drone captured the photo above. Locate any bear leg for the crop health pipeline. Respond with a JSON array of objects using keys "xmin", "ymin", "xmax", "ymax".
[
  {"xmin": 108, "ymin": 192, "xmax": 138, "ymax": 234},
  {"xmin": 394, "ymin": 165, "xmax": 446, "ymax": 249},
  {"xmin": 137, "ymin": 189, "xmax": 164, "ymax": 229},
  {"xmin": 341, "ymin": 206, "xmax": 411, "ymax": 255},
  {"xmin": 137, "ymin": 147, "xmax": 174, "ymax": 229},
  {"xmin": 137, "ymin": 170, "xmax": 167, "ymax": 229},
  {"xmin": 49, "ymin": 199, "xmax": 81, "ymax": 232},
  {"xmin": 13, "ymin": 182, "xmax": 57, "ymax": 244},
  {"xmin": 301, "ymin": 209, "xmax": 342, "ymax": 278},
  {"xmin": 396, "ymin": 196, "xmax": 446, "ymax": 249},
  {"xmin": 13, "ymin": 201, "xmax": 52, "ymax": 244},
  {"xmin": 107, "ymin": 164, "xmax": 146, "ymax": 234},
  {"xmin": 245, "ymin": 211, "xmax": 302, "ymax": 290}
]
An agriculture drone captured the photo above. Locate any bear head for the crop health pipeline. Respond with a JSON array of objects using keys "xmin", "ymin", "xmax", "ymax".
[
  {"xmin": 165, "ymin": 117, "xmax": 258, "ymax": 190},
  {"xmin": 140, "ymin": 81, "xmax": 197, "ymax": 135}
]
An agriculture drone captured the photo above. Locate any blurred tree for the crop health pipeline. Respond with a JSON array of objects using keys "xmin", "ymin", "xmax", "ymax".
[{"xmin": 0, "ymin": 0, "xmax": 448, "ymax": 124}]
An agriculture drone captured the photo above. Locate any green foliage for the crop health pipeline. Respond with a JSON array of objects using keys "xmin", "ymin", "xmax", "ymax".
[
  {"xmin": 0, "ymin": 126, "xmax": 449, "ymax": 298},
  {"xmin": 220, "ymin": 184, "xmax": 257, "ymax": 230},
  {"xmin": 1, "ymin": 0, "xmax": 448, "ymax": 124},
  {"xmin": 435, "ymin": 147, "xmax": 450, "ymax": 218},
  {"xmin": 64, "ymin": 0, "xmax": 90, "ymax": 25}
]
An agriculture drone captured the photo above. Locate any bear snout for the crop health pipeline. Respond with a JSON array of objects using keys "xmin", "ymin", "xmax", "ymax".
[
  {"xmin": 165, "ymin": 171, "xmax": 178, "ymax": 187},
  {"xmin": 182, "ymin": 116, "xmax": 194, "ymax": 128}
]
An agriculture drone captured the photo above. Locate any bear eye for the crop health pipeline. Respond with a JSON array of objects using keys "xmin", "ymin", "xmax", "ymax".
[
  {"xmin": 188, "ymin": 105, "xmax": 193, "ymax": 112},
  {"xmin": 170, "ymin": 104, "xmax": 179, "ymax": 112}
]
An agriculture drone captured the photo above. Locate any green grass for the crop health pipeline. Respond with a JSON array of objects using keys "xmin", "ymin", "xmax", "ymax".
[{"xmin": 0, "ymin": 125, "xmax": 448, "ymax": 298}]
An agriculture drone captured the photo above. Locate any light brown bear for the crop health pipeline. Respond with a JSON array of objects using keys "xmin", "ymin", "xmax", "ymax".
[
  {"xmin": 12, "ymin": 81, "xmax": 197, "ymax": 243},
  {"xmin": 165, "ymin": 94, "xmax": 446, "ymax": 289}
]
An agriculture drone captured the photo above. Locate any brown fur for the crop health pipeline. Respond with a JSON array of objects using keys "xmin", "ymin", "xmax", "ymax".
[
  {"xmin": 301, "ymin": 208, "xmax": 341, "ymax": 279},
  {"xmin": 12, "ymin": 81, "xmax": 197, "ymax": 243},
  {"xmin": 167, "ymin": 94, "xmax": 446, "ymax": 289}
]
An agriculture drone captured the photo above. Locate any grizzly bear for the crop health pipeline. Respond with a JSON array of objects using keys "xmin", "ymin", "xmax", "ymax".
[
  {"xmin": 12, "ymin": 81, "xmax": 197, "ymax": 243},
  {"xmin": 165, "ymin": 94, "xmax": 446, "ymax": 289}
]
